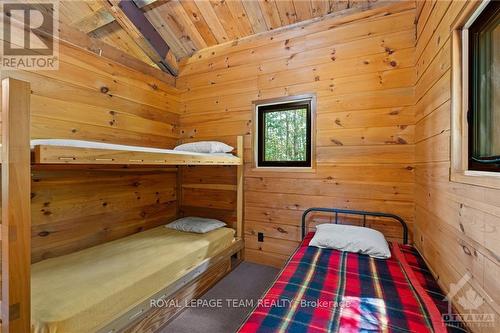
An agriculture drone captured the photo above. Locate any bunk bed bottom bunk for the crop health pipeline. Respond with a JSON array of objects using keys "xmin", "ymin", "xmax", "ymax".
[{"xmin": 31, "ymin": 226, "xmax": 239, "ymax": 333}]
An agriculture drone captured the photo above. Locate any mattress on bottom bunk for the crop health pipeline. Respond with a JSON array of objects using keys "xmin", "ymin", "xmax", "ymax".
[
  {"xmin": 239, "ymin": 233, "xmax": 467, "ymax": 333},
  {"xmin": 31, "ymin": 226, "xmax": 235, "ymax": 333}
]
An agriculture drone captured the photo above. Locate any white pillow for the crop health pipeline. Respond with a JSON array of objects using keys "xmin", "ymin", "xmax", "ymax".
[
  {"xmin": 166, "ymin": 217, "xmax": 226, "ymax": 234},
  {"xmin": 309, "ymin": 224, "xmax": 391, "ymax": 259},
  {"xmin": 174, "ymin": 141, "xmax": 233, "ymax": 154}
]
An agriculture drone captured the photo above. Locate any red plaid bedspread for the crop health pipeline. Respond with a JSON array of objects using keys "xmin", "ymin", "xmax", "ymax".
[{"xmin": 238, "ymin": 233, "xmax": 467, "ymax": 333}]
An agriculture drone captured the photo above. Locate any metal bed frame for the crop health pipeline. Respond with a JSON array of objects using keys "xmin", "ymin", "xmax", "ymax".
[{"xmin": 301, "ymin": 207, "xmax": 409, "ymax": 244}]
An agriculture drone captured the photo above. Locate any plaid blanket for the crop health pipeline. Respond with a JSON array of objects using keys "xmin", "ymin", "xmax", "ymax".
[{"xmin": 238, "ymin": 233, "xmax": 467, "ymax": 333}]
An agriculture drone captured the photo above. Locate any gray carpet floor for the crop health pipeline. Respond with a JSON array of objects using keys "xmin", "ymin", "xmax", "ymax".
[{"xmin": 160, "ymin": 261, "xmax": 280, "ymax": 333}]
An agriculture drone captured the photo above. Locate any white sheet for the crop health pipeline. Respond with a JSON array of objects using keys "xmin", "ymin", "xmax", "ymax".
[{"xmin": 30, "ymin": 139, "xmax": 237, "ymax": 158}]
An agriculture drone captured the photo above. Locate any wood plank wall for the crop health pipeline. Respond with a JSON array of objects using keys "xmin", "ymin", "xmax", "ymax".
[
  {"xmin": 414, "ymin": 1, "xmax": 499, "ymax": 331},
  {"xmin": 1, "ymin": 42, "xmax": 180, "ymax": 148},
  {"xmin": 177, "ymin": 2, "xmax": 417, "ymax": 267},
  {"xmin": 29, "ymin": 167, "xmax": 178, "ymax": 263},
  {"xmin": 0, "ymin": 42, "xmax": 182, "ymax": 262}
]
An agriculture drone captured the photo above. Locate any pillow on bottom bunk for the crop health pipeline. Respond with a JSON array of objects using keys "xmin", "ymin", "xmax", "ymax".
[
  {"xmin": 166, "ymin": 217, "xmax": 226, "ymax": 234},
  {"xmin": 309, "ymin": 223, "xmax": 391, "ymax": 259}
]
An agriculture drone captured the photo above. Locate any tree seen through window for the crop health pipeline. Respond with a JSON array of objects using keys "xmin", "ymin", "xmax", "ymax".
[
  {"xmin": 263, "ymin": 108, "xmax": 307, "ymax": 162},
  {"xmin": 256, "ymin": 99, "xmax": 312, "ymax": 167}
]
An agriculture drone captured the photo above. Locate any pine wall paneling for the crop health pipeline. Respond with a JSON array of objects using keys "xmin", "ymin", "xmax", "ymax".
[
  {"xmin": 178, "ymin": 2, "xmax": 417, "ymax": 268},
  {"xmin": 414, "ymin": 1, "xmax": 499, "ymax": 331}
]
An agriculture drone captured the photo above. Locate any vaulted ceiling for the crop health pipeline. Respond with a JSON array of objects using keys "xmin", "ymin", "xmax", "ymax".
[
  {"xmin": 143, "ymin": 0, "xmax": 377, "ymax": 58},
  {"xmin": 61, "ymin": 0, "xmax": 378, "ymax": 75}
]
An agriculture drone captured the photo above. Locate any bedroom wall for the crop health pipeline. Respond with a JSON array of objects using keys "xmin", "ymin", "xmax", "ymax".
[
  {"xmin": 0, "ymin": 42, "xmax": 181, "ymax": 262},
  {"xmin": 177, "ymin": 2, "xmax": 417, "ymax": 267},
  {"xmin": 414, "ymin": 0, "xmax": 499, "ymax": 330}
]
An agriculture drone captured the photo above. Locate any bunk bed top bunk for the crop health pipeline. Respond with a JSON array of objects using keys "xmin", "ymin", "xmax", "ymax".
[{"xmin": 0, "ymin": 139, "xmax": 242, "ymax": 165}]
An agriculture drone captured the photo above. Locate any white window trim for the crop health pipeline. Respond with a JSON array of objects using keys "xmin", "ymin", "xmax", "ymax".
[{"xmin": 450, "ymin": 0, "xmax": 500, "ymax": 189}]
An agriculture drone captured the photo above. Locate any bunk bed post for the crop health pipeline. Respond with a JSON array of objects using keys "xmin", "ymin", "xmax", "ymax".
[
  {"xmin": 1, "ymin": 78, "xmax": 31, "ymax": 333},
  {"xmin": 236, "ymin": 136, "xmax": 244, "ymax": 257}
]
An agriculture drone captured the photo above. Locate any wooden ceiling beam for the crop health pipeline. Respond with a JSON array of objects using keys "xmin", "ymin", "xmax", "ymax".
[
  {"xmin": 58, "ymin": 21, "xmax": 176, "ymax": 85},
  {"xmin": 6, "ymin": 3, "xmax": 176, "ymax": 85},
  {"xmin": 102, "ymin": 0, "xmax": 178, "ymax": 75},
  {"xmin": 73, "ymin": 7, "xmax": 115, "ymax": 34},
  {"xmin": 133, "ymin": 0, "xmax": 166, "ymax": 9}
]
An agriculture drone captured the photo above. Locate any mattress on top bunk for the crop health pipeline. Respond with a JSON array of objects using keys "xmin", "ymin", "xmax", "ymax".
[
  {"xmin": 31, "ymin": 226, "xmax": 235, "ymax": 333},
  {"xmin": 29, "ymin": 139, "xmax": 237, "ymax": 157}
]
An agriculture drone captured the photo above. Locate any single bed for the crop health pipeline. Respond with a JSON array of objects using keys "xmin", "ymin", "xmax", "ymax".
[
  {"xmin": 31, "ymin": 226, "xmax": 236, "ymax": 333},
  {"xmin": 238, "ymin": 208, "xmax": 467, "ymax": 333}
]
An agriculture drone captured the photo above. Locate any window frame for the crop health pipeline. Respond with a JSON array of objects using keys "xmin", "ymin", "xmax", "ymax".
[
  {"xmin": 467, "ymin": 1, "xmax": 500, "ymax": 172},
  {"xmin": 451, "ymin": 0, "xmax": 500, "ymax": 189},
  {"xmin": 253, "ymin": 95, "xmax": 316, "ymax": 170}
]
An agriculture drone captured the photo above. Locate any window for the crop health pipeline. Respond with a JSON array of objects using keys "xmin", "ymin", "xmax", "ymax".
[
  {"xmin": 451, "ymin": 0, "xmax": 500, "ymax": 188},
  {"xmin": 255, "ymin": 96, "xmax": 314, "ymax": 168},
  {"xmin": 468, "ymin": 1, "xmax": 500, "ymax": 172}
]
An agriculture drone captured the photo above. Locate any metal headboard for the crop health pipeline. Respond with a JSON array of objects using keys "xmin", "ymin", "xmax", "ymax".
[{"xmin": 301, "ymin": 207, "xmax": 409, "ymax": 244}]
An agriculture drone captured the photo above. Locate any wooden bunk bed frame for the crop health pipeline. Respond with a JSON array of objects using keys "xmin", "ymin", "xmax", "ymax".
[
  {"xmin": 0, "ymin": 78, "xmax": 245, "ymax": 333},
  {"xmin": 33, "ymin": 145, "xmax": 242, "ymax": 165}
]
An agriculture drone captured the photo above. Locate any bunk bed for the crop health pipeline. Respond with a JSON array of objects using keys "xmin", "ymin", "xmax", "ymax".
[
  {"xmin": 0, "ymin": 78, "xmax": 244, "ymax": 332},
  {"xmin": 238, "ymin": 208, "xmax": 467, "ymax": 333}
]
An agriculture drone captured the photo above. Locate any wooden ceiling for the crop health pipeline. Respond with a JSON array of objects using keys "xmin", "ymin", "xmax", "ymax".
[
  {"xmin": 62, "ymin": 1, "xmax": 378, "ymax": 75},
  {"xmin": 144, "ymin": 0, "xmax": 377, "ymax": 58},
  {"xmin": 60, "ymin": 1, "xmax": 158, "ymax": 67}
]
